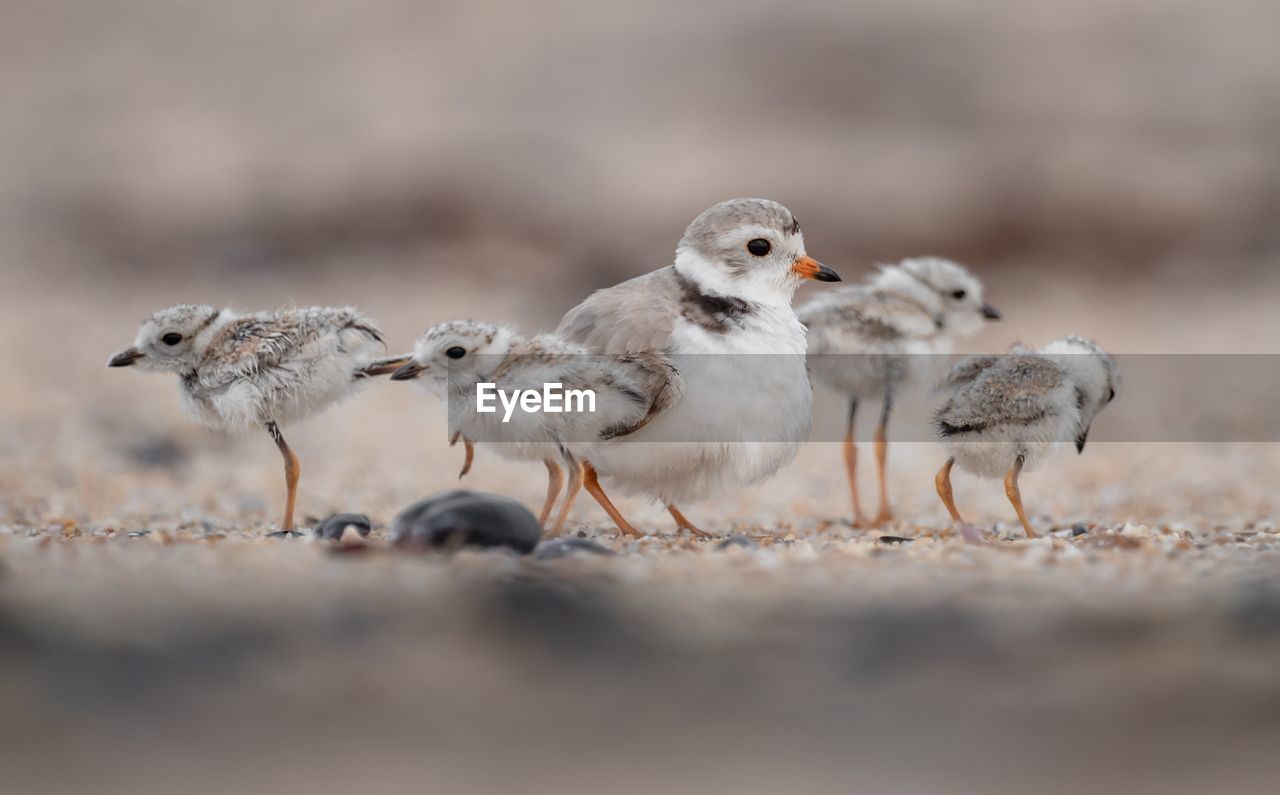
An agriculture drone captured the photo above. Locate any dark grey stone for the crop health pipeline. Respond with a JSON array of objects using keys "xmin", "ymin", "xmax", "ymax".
[
  {"xmin": 716, "ymin": 535, "xmax": 758, "ymax": 550},
  {"xmin": 313, "ymin": 513, "xmax": 373, "ymax": 541},
  {"xmin": 535, "ymin": 538, "xmax": 614, "ymax": 560},
  {"xmin": 878, "ymin": 536, "xmax": 913, "ymax": 545},
  {"xmin": 126, "ymin": 436, "xmax": 189, "ymax": 469},
  {"xmin": 1071, "ymin": 525, "xmax": 1089, "ymax": 537},
  {"xmin": 1230, "ymin": 584, "xmax": 1280, "ymax": 637},
  {"xmin": 392, "ymin": 490, "xmax": 541, "ymax": 554}
]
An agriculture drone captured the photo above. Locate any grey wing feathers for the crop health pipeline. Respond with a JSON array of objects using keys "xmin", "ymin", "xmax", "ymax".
[
  {"xmin": 198, "ymin": 309, "xmax": 382, "ymax": 389},
  {"xmin": 936, "ymin": 340, "xmax": 1037, "ymax": 392},
  {"xmin": 600, "ymin": 352, "xmax": 684, "ymax": 439},
  {"xmin": 935, "ymin": 355, "xmax": 1066, "ymax": 435},
  {"xmin": 936, "ymin": 354, "xmax": 1002, "ymax": 392},
  {"xmin": 323, "ymin": 307, "xmax": 386, "ymax": 347},
  {"xmin": 346, "ymin": 319, "xmax": 385, "ymax": 345},
  {"xmin": 800, "ymin": 287, "xmax": 936, "ymax": 346},
  {"xmin": 556, "ymin": 267, "xmax": 679, "ymax": 354}
]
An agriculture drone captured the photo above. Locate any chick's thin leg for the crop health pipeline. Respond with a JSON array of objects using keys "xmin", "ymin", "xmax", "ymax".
[
  {"xmin": 549, "ymin": 456, "xmax": 584, "ymax": 536},
  {"xmin": 843, "ymin": 399, "xmax": 868, "ymax": 527},
  {"xmin": 935, "ymin": 457, "xmax": 962, "ymax": 523},
  {"xmin": 936, "ymin": 456, "xmax": 983, "ymax": 543},
  {"xmin": 448, "ymin": 431, "xmax": 475, "ymax": 478},
  {"xmin": 267, "ymin": 421, "xmax": 301, "ymax": 533},
  {"xmin": 666, "ymin": 504, "xmax": 713, "ymax": 539},
  {"xmin": 872, "ymin": 388, "xmax": 895, "ymax": 525},
  {"xmin": 1004, "ymin": 454, "xmax": 1037, "ymax": 539},
  {"xmin": 538, "ymin": 457, "xmax": 564, "ymax": 528},
  {"xmin": 582, "ymin": 461, "xmax": 644, "ymax": 538}
]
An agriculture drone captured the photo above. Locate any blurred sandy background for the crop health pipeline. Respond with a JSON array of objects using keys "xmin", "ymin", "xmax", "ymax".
[{"xmin": 3, "ymin": 1, "xmax": 1280, "ymax": 793}]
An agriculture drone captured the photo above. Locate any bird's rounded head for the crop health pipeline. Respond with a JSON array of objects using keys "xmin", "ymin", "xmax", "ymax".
[
  {"xmin": 675, "ymin": 198, "xmax": 839, "ymax": 303},
  {"xmin": 390, "ymin": 320, "xmax": 516, "ymax": 387},
  {"xmin": 108, "ymin": 304, "xmax": 222, "ymax": 373}
]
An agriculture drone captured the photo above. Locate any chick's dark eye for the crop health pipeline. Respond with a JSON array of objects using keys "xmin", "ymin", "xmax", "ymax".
[
  {"xmin": 951, "ymin": 289, "xmax": 967, "ymax": 300},
  {"xmin": 161, "ymin": 333, "xmax": 183, "ymax": 346},
  {"xmin": 445, "ymin": 346, "xmax": 466, "ymax": 360},
  {"xmin": 1107, "ymin": 388, "xmax": 1116, "ymax": 403},
  {"xmin": 746, "ymin": 238, "xmax": 771, "ymax": 257}
]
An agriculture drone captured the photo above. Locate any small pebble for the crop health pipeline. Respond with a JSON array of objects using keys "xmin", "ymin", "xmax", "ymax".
[
  {"xmin": 534, "ymin": 538, "xmax": 615, "ymax": 560},
  {"xmin": 878, "ymin": 536, "xmax": 913, "ymax": 545},
  {"xmin": 1072, "ymin": 525, "xmax": 1088, "ymax": 537},
  {"xmin": 716, "ymin": 535, "xmax": 758, "ymax": 550},
  {"xmin": 313, "ymin": 513, "xmax": 373, "ymax": 541},
  {"xmin": 126, "ymin": 436, "xmax": 188, "ymax": 469},
  {"xmin": 391, "ymin": 490, "xmax": 541, "ymax": 554}
]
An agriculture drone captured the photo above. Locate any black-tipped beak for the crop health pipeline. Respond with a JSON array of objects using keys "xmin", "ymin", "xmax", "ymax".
[
  {"xmin": 792, "ymin": 256, "xmax": 841, "ymax": 282},
  {"xmin": 1075, "ymin": 428, "xmax": 1090, "ymax": 454},
  {"xmin": 814, "ymin": 264, "xmax": 842, "ymax": 282},
  {"xmin": 357, "ymin": 355, "xmax": 413, "ymax": 378},
  {"xmin": 108, "ymin": 347, "xmax": 144, "ymax": 367},
  {"xmin": 981, "ymin": 304, "xmax": 1002, "ymax": 320},
  {"xmin": 390, "ymin": 361, "xmax": 425, "ymax": 381}
]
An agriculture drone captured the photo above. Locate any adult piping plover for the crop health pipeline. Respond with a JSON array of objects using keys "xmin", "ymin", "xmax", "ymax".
[
  {"xmin": 933, "ymin": 336, "xmax": 1119, "ymax": 539},
  {"xmin": 800, "ymin": 257, "xmax": 1000, "ymax": 526},
  {"xmin": 555, "ymin": 197, "xmax": 841, "ymax": 536},
  {"xmin": 108, "ymin": 304, "xmax": 387, "ymax": 535},
  {"xmin": 385, "ymin": 320, "xmax": 681, "ymax": 534}
]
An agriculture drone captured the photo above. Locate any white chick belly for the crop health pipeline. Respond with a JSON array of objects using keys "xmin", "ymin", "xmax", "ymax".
[{"xmin": 945, "ymin": 414, "xmax": 1074, "ymax": 479}]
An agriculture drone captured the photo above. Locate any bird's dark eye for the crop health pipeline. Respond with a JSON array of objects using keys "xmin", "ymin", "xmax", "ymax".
[
  {"xmin": 746, "ymin": 238, "xmax": 771, "ymax": 257},
  {"xmin": 161, "ymin": 333, "xmax": 183, "ymax": 346},
  {"xmin": 1107, "ymin": 388, "xmax": 1116, "ymax": 403},
  {"xmin": 951, "ymin": 289, "xmax": 967, "ymax": 300},
  {"xmin": 445, "ymin": 346, "xmax": 466, "ymax": 360}
]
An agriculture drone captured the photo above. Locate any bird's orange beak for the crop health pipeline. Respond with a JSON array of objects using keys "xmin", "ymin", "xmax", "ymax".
[{"xmin": 792, "ymin": 255, "xmax": 841, "ymax": 282}]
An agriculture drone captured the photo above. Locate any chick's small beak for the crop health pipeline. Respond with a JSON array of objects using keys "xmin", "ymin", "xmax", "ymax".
[
  {"xmin": 108, "ymin": 347, "xmax": 144, "ymax": 368},
  {"xmin": 358, "ymin": 355, "xmax": 413, "ymax": 378},
  {"xmin": 390, "ymin": 361, "xmax": 425, "ymax": 381},
  {"xmin": 793, "ymin": 255, "xmax": 841, "ymax": 282},
  {"xmin": 981, "ymin": 304, "xmax": 1002, "ymax": 320}
]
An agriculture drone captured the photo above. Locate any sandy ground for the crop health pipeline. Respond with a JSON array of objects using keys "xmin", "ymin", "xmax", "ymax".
[
  {"xmin": 4, "ymin": 2, "xmax": 1280, "ymax": 791},
  {"xmin": 2, "ymin": 274, "xmax": 1280, "ymax": 795}
]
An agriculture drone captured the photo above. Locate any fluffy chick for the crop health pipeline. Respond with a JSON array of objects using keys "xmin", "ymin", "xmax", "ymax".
[
  {"xmin": 800, "ymin": 257, "xmax": 1001, "ymax": 526},
  {"xmin": 933, "ymin": 335, "xmax": 1119, "ymax": 540},
  {"xmin": 385, "ymin": 320, "xmax": 681, "ymax": 535},
  {"xmin": 108, "ymin": 304, "xmax": 387, "ymax": 534}
]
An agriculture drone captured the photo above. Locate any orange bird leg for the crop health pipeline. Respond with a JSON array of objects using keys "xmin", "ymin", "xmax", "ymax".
[
  {"xmin": 843, "ymin": 399, "xmax": 868, "ymax": 527},
  {"xmin": 458, "ymin": 439, "xmax": 475, "ymax": 479},
  {"xmin": 1004, "ymin": 454, "xmax": 1037, "ymax": 538},
  {"xmin": 667, "ymin": 504, "xmax": 714, "ymax": 538},
  {"xmin": 538, "ymin": 457, "xmax": 564, "ymax": 528},
  {"xmin": 267, "ymin": 422, "xmax": 301, "ymax": 532},
  {"xmin": 872, "ymin": 390, "xmax": 894, "ymax": 526},
  {"xmin": 549, "ymin": 457, "xmax": 584, "ymax": 537},
  {"xmin": 581, "ymin": 462, "xmax": 644, "ymax": 538},
  {"xmin": 936, "ymin": 456, "xmax": 984, "ymax": 543}
]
